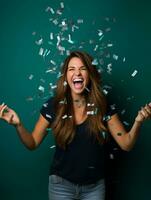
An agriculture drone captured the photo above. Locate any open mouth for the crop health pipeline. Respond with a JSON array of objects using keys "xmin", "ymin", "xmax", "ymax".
[{"xmin": 73, "ymin": 78, "xmax": 84, "ymax": 89}]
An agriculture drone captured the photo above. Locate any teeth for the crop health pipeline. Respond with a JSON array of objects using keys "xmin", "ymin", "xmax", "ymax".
[{"xmin": 73, "ymin": 78, "xmax": 83, "ymax": 82}]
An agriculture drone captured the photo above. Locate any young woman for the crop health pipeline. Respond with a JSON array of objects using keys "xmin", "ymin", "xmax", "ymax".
[{"xmin": 0, "ymin": 51, "xmax": 151, "ymax": 200}]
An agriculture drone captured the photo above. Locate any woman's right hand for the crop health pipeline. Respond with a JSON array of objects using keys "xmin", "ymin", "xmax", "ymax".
[{"xmin": 0, "ymin": 103, "xmax": 21, "ymax": 126}]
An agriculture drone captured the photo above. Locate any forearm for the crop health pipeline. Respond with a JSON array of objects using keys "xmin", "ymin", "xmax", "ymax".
[
  {"xmin": 124, "ymin": 120, "xmax": 142, "ymax": 151},
  {"xmin": 14, "ymin": 122, "xmax": 36, "ymax": 150}
]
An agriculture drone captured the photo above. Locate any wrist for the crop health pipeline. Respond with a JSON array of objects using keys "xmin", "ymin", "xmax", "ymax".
[
  {"xmin": 14, "ymin": 121, "xmax": 22, "ymax": 128},
  {"xmin": 134, "ymin": 119, "xmax": 143, "ymax": 125}
]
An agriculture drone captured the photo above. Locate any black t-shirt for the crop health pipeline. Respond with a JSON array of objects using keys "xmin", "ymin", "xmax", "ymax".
[{"xmin": 40, "ymin": 97, "xmax": 117, "ymax": 185}]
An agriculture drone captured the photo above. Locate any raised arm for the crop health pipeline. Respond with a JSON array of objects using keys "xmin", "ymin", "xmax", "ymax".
[
  {"xmin": 0, "ymin": 103, "xmax": 50, "ymax": 150},
  {"xmin": 107, "ymin": 103, "xmax": 151, "ymax": 151}
]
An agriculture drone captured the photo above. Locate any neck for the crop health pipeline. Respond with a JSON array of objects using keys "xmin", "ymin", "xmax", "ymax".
[{"xmin": 72, "ymin": 95, "xmax": 86, "ymax": 108}]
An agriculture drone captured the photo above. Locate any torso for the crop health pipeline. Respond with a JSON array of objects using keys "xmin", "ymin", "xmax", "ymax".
[{"xmin": 74, "ymin": 106, "xmax": 87, "ymax": 125}]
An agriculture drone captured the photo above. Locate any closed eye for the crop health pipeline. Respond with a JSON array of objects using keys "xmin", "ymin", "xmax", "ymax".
[
  {"xmin": 68, "ymin": 67, "xmax": 75, "ymax": 71},
  {"xmin": 81, "ymin": 66, "xmax": 87, "ymax": 70}
]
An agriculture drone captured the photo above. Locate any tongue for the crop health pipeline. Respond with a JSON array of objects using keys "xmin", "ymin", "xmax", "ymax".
[{"xmin": 74, "ymin": 82, "xmax": 83, "ymax": 89}]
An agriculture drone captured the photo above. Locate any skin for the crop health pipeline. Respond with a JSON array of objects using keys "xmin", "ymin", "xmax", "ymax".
[{"xmin": 0, "ymin": 57, "xmax": 151, "ymax": 151}]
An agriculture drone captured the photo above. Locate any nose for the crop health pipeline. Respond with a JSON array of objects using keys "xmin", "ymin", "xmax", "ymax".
[{"xmin": 74, "ymin": 69, "xmax": 81, "ymax": 76}]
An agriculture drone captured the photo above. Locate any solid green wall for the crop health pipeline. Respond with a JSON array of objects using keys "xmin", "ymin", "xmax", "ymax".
[{"xmin": 0, "ymin": 0, "xmax": 151, "ymax": 199}]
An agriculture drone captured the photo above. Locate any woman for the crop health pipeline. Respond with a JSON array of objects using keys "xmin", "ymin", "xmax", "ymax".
[{"xmin": 0, "ymin": 51, "xmax": 151, "ymax": 200}]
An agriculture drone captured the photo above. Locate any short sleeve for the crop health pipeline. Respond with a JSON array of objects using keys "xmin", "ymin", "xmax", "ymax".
[
  {"xmin": 103, "ymin": 99, "xmax": 119, "ymax": 122},
  {"xmin": 40, "ymin": 97, "xmax": 55, "ymax": 123},
  {"xmin": 106, "ymin": 103, "xmax": 118, "ymax": 116}
]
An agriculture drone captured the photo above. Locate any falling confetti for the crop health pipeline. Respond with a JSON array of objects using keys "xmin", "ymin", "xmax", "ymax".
[
  {"xmin": 46, "ymin": 114, "xmax": 52, "ymax": 119},
  {"xmin": 50, "ymin": 145, "xmax": 56, "ymax": 149},
  {"xmin": 38, "ymin": 85, "xmax": 45, "ymax": 93},
  {"xmin": 62, "ymin": 114, "xmax": 68, "ymax": 119},
  {"xmin": 113, "ymin": 54, "xmax": 118, "ymax": 60},
  {"xmin": 131, "ymin": 70, "xmax": 138, "ymax": 77}
]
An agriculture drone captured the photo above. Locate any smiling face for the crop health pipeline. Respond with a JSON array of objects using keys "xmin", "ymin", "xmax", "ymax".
[{"xmin": 66, "ymin": 57, "xmax": 89, "ymax": 99}]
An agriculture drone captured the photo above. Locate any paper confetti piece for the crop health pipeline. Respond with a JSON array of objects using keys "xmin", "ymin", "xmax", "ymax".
[
  {"xmin": 113, "ymin": 54, "xmax": 118, "ymax": 60},
  {"xmin": 28, "ymin": 74, "xmax": 34, "ymax": 80},
  {"xmin": 38, "ymin": 85, "xmax": 45, "ymax": 93},
  {"xmin": 92, "ymin": 59, "xmax": 98, "ymax": 65},
  {"xmin": 50, "ymin": 145, "xmax": 56, "ymax": 149},
  {"xmin": 131, "ymin": 70, "xmax": 138, "ymax": 77},
  {"xmin": 110, "ymin": 154, "xmax": 114, "ymax": 159},
  {"xmin": 46, "ymin": 114, "xmax": 52, "ymax": 119},
  {"xmin": 35, "ymin": 38, "xmax": 43, "ymax": 45},
  {"xmin": 62, "ymin": 114, "xmax": 68, "ymax": 119},
  {"xmin": 60, "ymin": 2, "xmax": 64, "ymax": 9},
  {"xmin": 39, "ymin": 48, "xmax": 44, "ymax": 56}
]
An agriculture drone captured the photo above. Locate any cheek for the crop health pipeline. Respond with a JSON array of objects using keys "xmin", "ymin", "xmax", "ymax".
[{"xmin": 85, "ymin": 72, "xmax": 89, "ymax": 83}]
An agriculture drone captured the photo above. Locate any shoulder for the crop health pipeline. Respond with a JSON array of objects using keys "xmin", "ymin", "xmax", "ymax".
[
  {"xmin": 40, "ymin": 97, "xmax": 55, "ymax": 123},
  {"xmin": 104, "ymin": 95, "xmax": 119, "ymax": 121}
]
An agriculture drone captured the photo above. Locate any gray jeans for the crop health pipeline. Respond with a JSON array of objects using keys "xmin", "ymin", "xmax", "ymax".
[{"xmin": 48, "ymin": 175, "xmax": 105, "ymax": 200}]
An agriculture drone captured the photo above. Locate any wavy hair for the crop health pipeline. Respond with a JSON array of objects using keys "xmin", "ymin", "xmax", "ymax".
[{"xmin": 51, "ymin": 51, "xmax": 107, "ymax": 149}]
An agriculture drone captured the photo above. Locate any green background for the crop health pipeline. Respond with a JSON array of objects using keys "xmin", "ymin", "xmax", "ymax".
[{"xmin": 0, "ymin": 0, "xmax": 151, "ymax": 199}]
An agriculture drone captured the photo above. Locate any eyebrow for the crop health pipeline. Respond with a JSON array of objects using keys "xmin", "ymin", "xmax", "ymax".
[{"xmin": 68, "ymin": 65, "xmax": 86, "ymax": 68}]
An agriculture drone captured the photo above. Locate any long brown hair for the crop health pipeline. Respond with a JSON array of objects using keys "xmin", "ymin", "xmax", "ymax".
[{"xmin": 51, "ymin": 51, "xmax": 107, "ymax": 149}]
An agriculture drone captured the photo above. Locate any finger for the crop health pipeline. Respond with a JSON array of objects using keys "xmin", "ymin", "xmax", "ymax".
[
  {"xmin": 140, "ymin": 107, "xmax": 149, "ymax": 119},
  {"xmin": 0, "ymin": 103, "xmax": 5, "ymax": 111},
  {"xmin": 0, "ymin": 105, "xmax": 7, "ymax": 118},
  {"xmin": 138, "ymin": 110, "xmax": 145, "ymax": 120},
  {"xmin": 144, "ymin": 104, "xmax": 151, "ymax": 115}
]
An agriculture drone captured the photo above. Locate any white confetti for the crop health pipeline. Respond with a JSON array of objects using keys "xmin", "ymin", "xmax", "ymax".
[
  {"xmin": 35, "ymin": 38, "xmax": 43, "ymax": 45},
  {"xmin": 131, "ymin": 70, "xmax": 138, "ymax": 77},
  {"xmin": 85, "ymin": 87, "xmax": 90, "ymax": 92},
  {"xmin": 57, "ymin": 35, "xmax": 61, "ymax": 46},
  {"xmin": 50, "ymin": 7, "xmax": 55, "ymax": 14},
  {"xmin": 103, "ymin": 89, "xmax": 108, "ymax": 95},
  {"xmin": 113, "ymin": 54, "xmax": 118, "ymax": 60},
  {"xmin": 77, "ymin": 19, "xmax": 83, "ymax": 24},
  {"xmin": 107, "ymin": 43, "xmax": 113, "ymax": 47},
  {"xmin": 52, "ymin": 19, "xmax": 58, "ymax": 25},
  {"xmin": 123, "ymin": 121, "xmax": 129, "ymax": 126},
  {"xmin": 87, "ymin": 111, "xmax": 95, "ymax": 115},
  {"xmin": 92, "ymin": 59, "xmax": 98, "ymax": 65},
  {"xmin": 51, "ymin": 85, "xmax": 57, "ymax": 89},
  {"xmin": 107, "ymin": 63, "xmax": 112, "ymax": 74},
  {"xmin": 50, "ymin": 33, "xmax": 53, "ymax": 40},
  {"xmin": 94, "ymin": 45, "xmax": 99, "ymax": 51},
  {"xmin": 98, "ymin": 30, "xmax": 103, "ymax": 36},
  {"xmin": 38, "ymin": 85, "xmax": 45, "ymax": 93},
  {"xmin": 110, "ymin": 154, "xmax": 114, "ymax": 159},
  {"xmin": 102, "ymin": 131, "xmax": 106, "ymax": 139},
  {"xmin": 50, "ymin": 60, "xmax": 56, "ymax": 65},
  {"xmin": 46, "ymin": 114, "xmax": 52, "ymax": 119},
  {"xmin": 87, "ymin": 103, "xmax": 95, "ymax": 107},
  {"xmin": 50, "ymin": 145, "xmax": 56, "ymax": 149},
  {"xmin": 60, "ymin": 2, "xmax": 64, "ymax": 9},
  {"xmin": 68, "ymin": 34, "xmax": 74, "ymax": 44},
  {"xmin": 103, "ymin": 115, "xmax": 111, "ymax": 121},
  {"xmin": 62, "ymin": 114, "xmax": 68, "ymax": 119},
  {"xmin": 28, "ymin": 74, "xmax": 34, "ymax": 80},
  {"xmin": 56, "ymin": 10, "xmax": 62, "ymax": 15},
  {"xmin": 39, "ymin": 48, "xmax": 44, "ymax": 56}
]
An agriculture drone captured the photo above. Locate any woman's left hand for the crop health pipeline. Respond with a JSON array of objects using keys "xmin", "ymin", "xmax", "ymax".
[{"xmin": 135, "ymin": 103, "xmax": 151, "ymax": 123}]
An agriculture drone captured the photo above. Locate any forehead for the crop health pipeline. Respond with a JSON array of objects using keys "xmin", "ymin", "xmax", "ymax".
[{"xmin": 68, "ymin": 57, "xmax": 84, "ymax": 67}]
